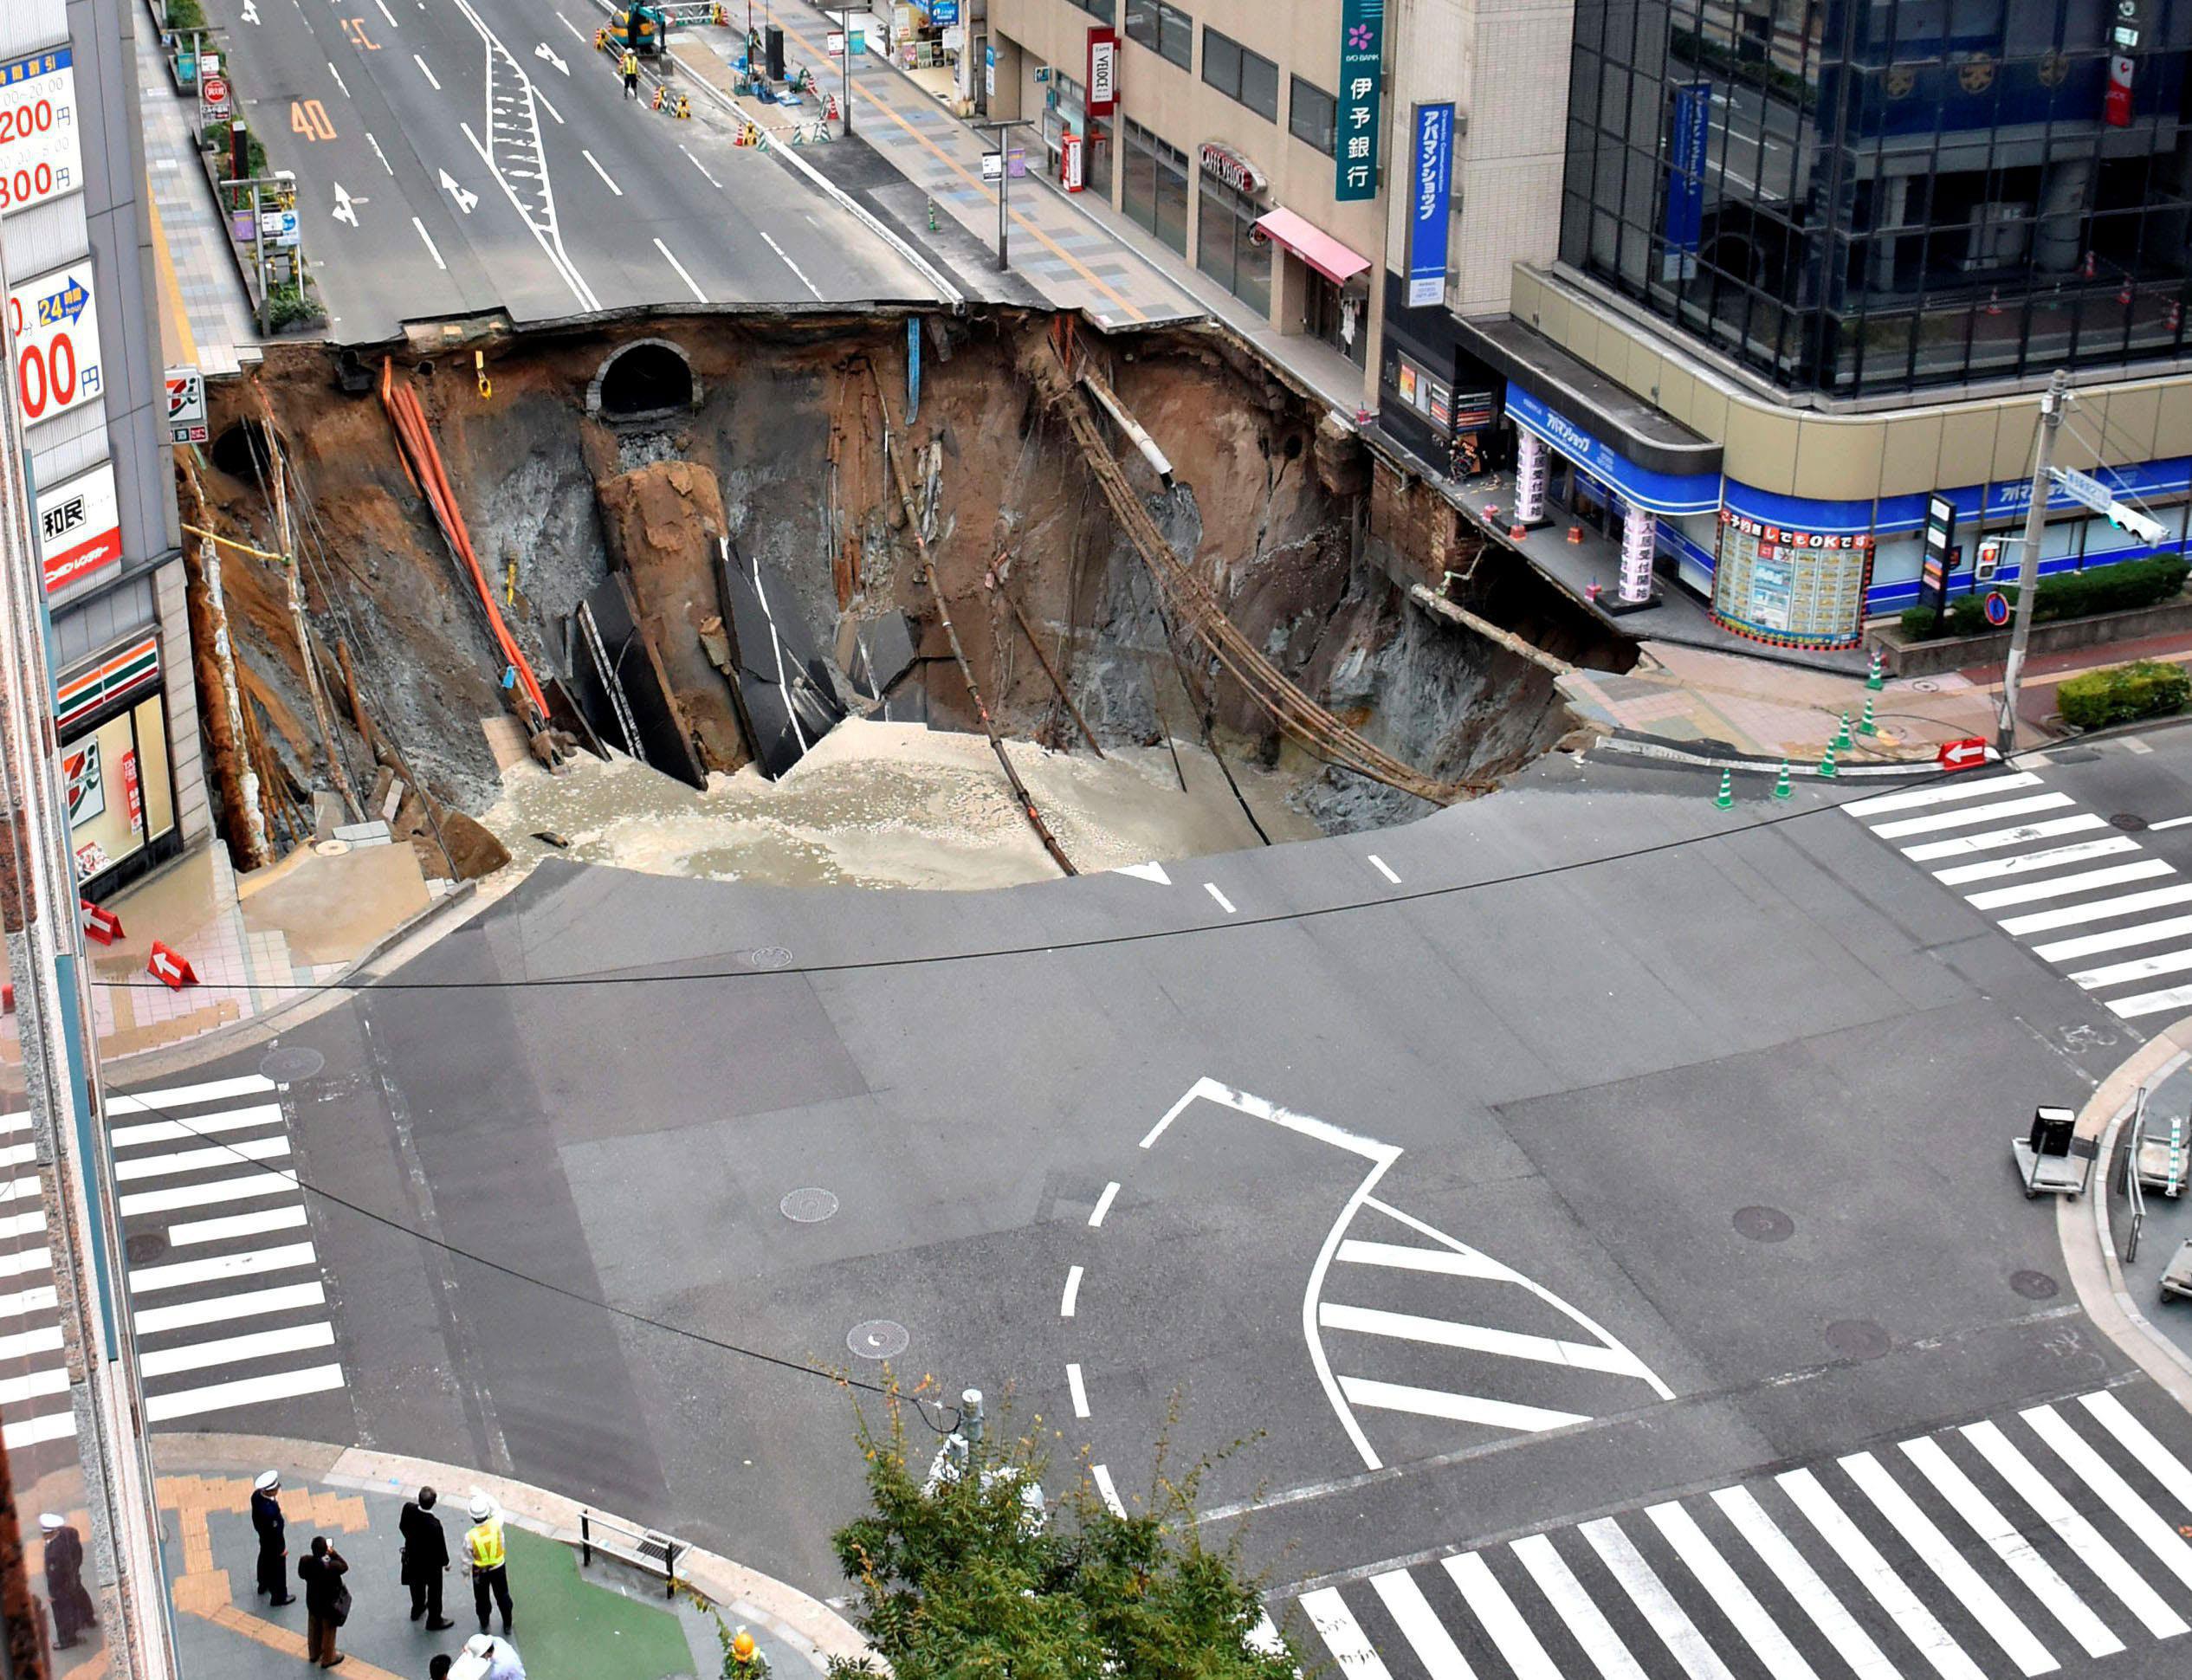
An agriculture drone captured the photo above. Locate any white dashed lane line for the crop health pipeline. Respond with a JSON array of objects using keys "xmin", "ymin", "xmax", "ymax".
[
  {"xmin": 412, "ymin": 53, "xmax": 441, "ymax": 90},
  {"xmin": 1067, "ymin": 1362, "xmax": 1090, "ymax": 1419},
  {"xmin": 1060, "ymin": 1264, "xmax": 1083, "ymax": 1318},
  {"xmin": 1088, "ymin": 1181, "xmax": 1119, "ymax": 1228},
  {"xmin": 1368, "ymin": 855, "xmax": 1400, "ymax": 885},
  {"xmin": 1205, "ymin": 883, "xmax": 1237, "ymax": 914},
  {"xmin": 1091, "ymin": 1463, "xmax": 1126, "ymax": 1516}
]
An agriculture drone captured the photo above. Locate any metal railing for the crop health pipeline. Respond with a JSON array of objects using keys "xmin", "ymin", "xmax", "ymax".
[{"xmin": 579, "ymin": 1509, "xmax": 683, "ymax": 1598}]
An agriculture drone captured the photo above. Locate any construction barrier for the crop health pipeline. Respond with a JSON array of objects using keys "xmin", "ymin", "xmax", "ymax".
[
  {"xmin": 80, "ymin": 899, "xmax": 123, "ymax": 946},
  {"xmin": 147, "ymin": 941, "xmax": 197, "ymax": 990}
]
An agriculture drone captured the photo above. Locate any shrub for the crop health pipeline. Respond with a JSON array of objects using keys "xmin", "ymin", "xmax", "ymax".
[
  {"xmin": 1902, "ymin": 554, "xmax": 2189, "ymax": 639},
  {"xmin": 2056, "ymin": 659, "xmax": 2191, "ymax": 729},
  {"xmin": 165, "ymin": 0, "xmax": 208, "ymax": 31}
]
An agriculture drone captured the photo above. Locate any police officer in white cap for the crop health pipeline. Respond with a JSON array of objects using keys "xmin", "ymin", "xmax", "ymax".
[
  {"xmin": 40, "ymin": 1513, "xmax": 95, "ymax": 1648},
  {"xmin": 250, "ymin": 1470, "xmax": 294, "ymax": 1605},
  {"xmin": 462, "ymin": 1492, "xmax": 514, "ymax": 1636}
]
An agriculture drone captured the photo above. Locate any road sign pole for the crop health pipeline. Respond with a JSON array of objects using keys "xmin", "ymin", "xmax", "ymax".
[
  {"xmin": 1998, "ymin": 367, "xmax": 2070, "ymax": 757},
  {"xmin": 973, "ymin": 119, "xmax": 1031, "ymax": 273}
]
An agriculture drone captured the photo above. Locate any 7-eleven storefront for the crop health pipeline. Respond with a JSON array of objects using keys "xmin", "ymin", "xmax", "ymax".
[{"xmin": 56, "ymin": 630, "xmax": 182, "ymax": 896}]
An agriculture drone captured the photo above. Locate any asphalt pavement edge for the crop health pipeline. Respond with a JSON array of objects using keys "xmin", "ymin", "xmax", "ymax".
[
  {"xmin": 152, "ymin": 1431, "xmax": 879, "ymax": 1671},
  {"xmin": 2061, "ymin": 1012, "xmax": 2192, "ymax": 1413}
]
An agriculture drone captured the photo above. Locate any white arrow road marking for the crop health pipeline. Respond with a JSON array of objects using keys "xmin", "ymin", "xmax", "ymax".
[
  {"xmin": 439, "ymin": 169, "xmax": 478, "ymax": 214},
  {"xmin": 331, "ymin": 183, "xmax": 360, "ymax": 225},
  {"xmin": 1110, "ymin": 860, "xmax": 1170, "ymax": 884},
  {"xmin": 240, "ymin": 1, "xmax": 261, "ymax": 23},
  {"xmin": 534, "ymin": 43, "xmax": 569, "ymax": 74}
]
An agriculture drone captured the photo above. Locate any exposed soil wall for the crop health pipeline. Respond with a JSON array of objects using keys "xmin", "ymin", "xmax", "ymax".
[{"xmin": 184, "ymin": 308, "xmax": 1621, "ymax": 877}]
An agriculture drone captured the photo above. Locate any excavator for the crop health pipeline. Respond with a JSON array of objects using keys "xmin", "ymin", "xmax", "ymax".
[{"xmin": 600, "ymin": 7, "xmax": 669, "ymax": 56}]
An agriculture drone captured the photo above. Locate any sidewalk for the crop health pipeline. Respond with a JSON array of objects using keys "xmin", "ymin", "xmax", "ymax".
[
  {"xmin": 676, "ymin": 10, "xmax": 1372, "ymax": 414},
  {"xmin": 135, "ymin": 15, "xmax": 262, "ymax": 378}
]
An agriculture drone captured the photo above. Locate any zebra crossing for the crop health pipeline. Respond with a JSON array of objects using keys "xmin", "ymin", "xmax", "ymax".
[
  {"xmin": 0, "ymin": 1073, "xmax": 345, "ymax": 1454},
  {"xmin": 1295, "ymin": 1386, "xmax": 2192, "ymax": 1679},
  {"xmin": 1844, "ymin": 771, "xmax": 2192, "ymax": 1021}
]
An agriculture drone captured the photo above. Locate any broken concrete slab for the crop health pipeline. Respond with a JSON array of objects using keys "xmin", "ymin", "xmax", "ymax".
[{"xmin": 716, "ymin": 539, "xmax": 845, "ymax": 779}]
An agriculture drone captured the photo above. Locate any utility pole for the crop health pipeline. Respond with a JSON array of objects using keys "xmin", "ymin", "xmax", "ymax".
[
  {"xmin": 972, "ymin": 119, "xmax": 1032, "ymax": 273},
  {"xmin": 0, "ymin": 242, "xmax": 178, "ymax": 1680},
  {"xmin": 1997, "ymin": 367, "xmax": 2071, "ymax": 756}
]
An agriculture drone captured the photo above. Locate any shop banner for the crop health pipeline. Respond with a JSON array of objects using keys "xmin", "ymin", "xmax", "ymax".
[
  {"xmin": 55, "ymin": 633, "xmax": 158, "ymax": 733},
  {"xmin": 1404, "ymin": 103, "xmax": 1453, "ymax": 307},
  {"xmin": 1335, "ymin": 0, "xmax": 1384, "ymax": 203},
  {"xmin": 62, "ymin": 738, "xmax": 101, "ymax": 824},
  {"xmin": 2106, "ymin": 0, "xmax": 2138, "ymax": 126},
  {"xmin": 1503, "ymin": 382, "xmax": 1722, "ymax": 516},
  {"xmin": 928, "ymin": 0, "xmax": 960, "ymax": 21},
  {"xmin": 0, "ymin": 45, "xmax": 81, "ymax": 216},
  {"xmin": 6, "ymin": 262, "xmax": 104, "ymax": 428},
  {"xmin": 1663, "ymin": 82, "xmax": 1710, "ymax": 281},
  {"xmin": 1087, "ymin": 27, "xmax": 1116, "ymax": 118},
  {"xmin": 35, "ymin": 460, "xmax": 121, "ymax": 595}
]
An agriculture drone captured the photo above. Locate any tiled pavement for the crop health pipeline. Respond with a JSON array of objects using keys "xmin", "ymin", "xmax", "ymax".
[{"xmin": 135, "ymin": 19, "xmax": 261, "ymax": 378}]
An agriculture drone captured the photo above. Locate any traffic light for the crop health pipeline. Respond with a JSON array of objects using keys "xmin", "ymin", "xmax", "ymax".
[
  {"xmin": 1975, "ymin": 540, "xmax": 2002, "ymax": 582},
  {"xmin": 2105, "ymin": 501, "xmax": 2169, "ymax": 546}
]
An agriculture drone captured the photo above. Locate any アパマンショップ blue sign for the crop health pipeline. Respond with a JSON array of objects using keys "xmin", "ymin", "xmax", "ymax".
[{"xmin": 1405, "ymin": 102, "xmax": 1453, "ymax": 307}]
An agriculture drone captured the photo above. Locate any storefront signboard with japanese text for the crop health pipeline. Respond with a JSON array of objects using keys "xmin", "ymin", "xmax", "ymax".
[
  {"xmin": 1710, "ymin": 508, "xmax": 1872, "ymax": 648},
  {"xmin": 1503, "ymin": 382, "xmax": 1722, "ymax": 516},
  {"xmin": 35, "ymin": 460, "xmax": 121, "ymax": 595},
  {"xmin": 1199, "ymin": 141, "xmax": 1264, "ymax": 196},
  {"xmin": 1087, "ymin": 27, "xmax": 1116, "ymax": 117},
  {"xmin": 1663, "ymin": 83, "xmax": 1710, "ymax": 279},
  {"xmin": 7, "ymin": 262, "xmax": 104, "ymax": 428},
  {"xmin": 1335, "ymin": 0, "xmax": 1384, "ymax": 202},
  {"xmin": 0, "ymin": 45, "xmax": 81, "ymax": 216},
  {"xmin": 1404, "ymin": 103, "xmax": 1453, "ymax": 307}
]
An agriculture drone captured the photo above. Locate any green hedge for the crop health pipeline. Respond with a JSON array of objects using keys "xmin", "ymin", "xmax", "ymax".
[
  {"xmin": 2057, "ymin": 659, "xmax": 2191, "ymax": 729},
  {"xmin": 1901, "ymin": 553, "xmax": 2189, "ymax": 641},
  {"xmin": 165, "ymin": 0, "xmax": 208, "ymax": 31}
]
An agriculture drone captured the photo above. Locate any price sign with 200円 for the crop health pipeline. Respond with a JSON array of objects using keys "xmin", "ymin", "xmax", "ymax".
[
  {"xmin": 0, "ymin": 46, "xmax": 81, "ymax": 216},
  {"xmin": 7, "ymin": 263, "xmax": 104, "ymax": 427}
]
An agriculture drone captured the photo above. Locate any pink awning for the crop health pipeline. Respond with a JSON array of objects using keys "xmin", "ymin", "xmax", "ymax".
[{"xmin": 1252, "ymin": 208, "xmax": 1371, "ymax": 286}]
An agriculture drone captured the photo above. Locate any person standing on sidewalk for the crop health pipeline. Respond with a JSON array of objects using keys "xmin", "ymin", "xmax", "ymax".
[
  {"xmin": 39, "ymin": 1514, "xmax": 95, "ymax": 1649},
  {"xmin": 298, "ymin": 1535, "xmax": 352, "ymax": 1669},
  {"xmin": 401, "ymin": 1486, "xmax": 455, "ymax": 1629},
  {"xmin": 250, "ymin": 1470, "xmax": 294, "ymax": 1606},
  {"xmin": 462, "ymin": 1494, "xmax": 514, "ymax": 1637}
]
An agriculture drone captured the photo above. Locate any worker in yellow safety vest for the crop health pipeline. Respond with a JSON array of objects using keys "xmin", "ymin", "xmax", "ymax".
[
  {"xmin": 621, "ymin": 48, "xmax": 640, "ymax": 100},
  {"xmin": 463, "ymin": 1493, "xmax": 514, "ymax": 1637}
]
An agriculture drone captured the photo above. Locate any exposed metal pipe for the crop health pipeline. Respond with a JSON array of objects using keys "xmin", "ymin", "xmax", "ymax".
[
  {"xmin": 1408, "ymin": 584, "xmax": 1575, "ymax": 678},
  {"xmin": 1077, "ymin": 364, "xmax": 1174, "ymax": 486}
]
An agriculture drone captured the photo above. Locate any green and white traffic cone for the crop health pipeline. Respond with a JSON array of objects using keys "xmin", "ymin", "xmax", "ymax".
[
  {"xmin": 1857, "ymin": 693, "xmax": 1878, "ymax": 736},
  {"xmin": 1772, "ymin": 759, "xmax": 1793, "ymax": 799},
  {"xmin": 1714, "ymin": 768, "xmax": 1735, "ymax": 811},
  {"xmin": 1834, "ymin": 710, "xmax": 1854, "ymax": 750},
  {"xmin": 1819, "ymin": 739, "xmax": 1839, "ymax": 779},
  {"xmin": 1865, "ymin": 649, "xmax": 1885, "ymax": 691}
]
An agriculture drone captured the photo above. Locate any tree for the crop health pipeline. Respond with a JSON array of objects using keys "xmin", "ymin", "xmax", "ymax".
[{"xmin": 828, "ymin": 1389, "xmax": 1301, "ymax": 1679}]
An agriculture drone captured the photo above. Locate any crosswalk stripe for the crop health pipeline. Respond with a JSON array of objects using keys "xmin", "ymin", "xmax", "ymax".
[
  {"xmin": 1961, "ymin": 1419, "xmax": 2188, "ymax": 1638},
  {"xmin": 2071, "ymin": 946, "xmax": 2192, "ymax": 989},
  {"xmin": 1966, "ymin": 858, "xmax": 2174, "ymax": 910},
  {"xmin": 1579, "ymin": 1517, "xmax": 1735, "ymax": 1680},
  {"xmin": 1338, "ymin": 1376, "xmax": 1588, "ymax": 1432},
  {"xmin": 138, "ymin": 1321, "xmax": 337, "ymax": 1380},
  {"xmin": 1319, "ymin": 1302, "xmax": 1651, "ymax": 1377},
  {"xmin": 107, "ymin": 1074, "xmax": 277, "ymax": 1115},
  {"xmin": 118, "ymin": 1172, "xmax": 299, "ymax": 1217},
  {"xmin": 1510, "ymin": 1534, "xmax": 1649, "ymax": 1680},
  {"xmin": 2001, "ymin": 882, "xmax": 2192, "ymax": 936},
  {"xmin": 0, "ymin": 1175, "xmax": 38, "ymax": 1205},
  {"xmin": 0, "ymin": 1247, "xmax": 50, "ymax": 1281},
  {"xmin": 0, "ymin": 1210, "xmax": 45, "ymax": 1243},
  {"xmin": 2033, "ymin": 910, "xmax": 2192, "ymax": 963},
  {"xmin": 1904, "ymin": 813, "xmax": 2108, "ymax": 861},
  {"xmin": 1645, "ymin": 1502, "xmax": 1817, "ymax": 1680},
  {"xmin": 1442, "ymin": 1553, "xmax": 1562, "ymax": 1680},
  {"xmin": 0, "ymin": 1141, "xmax": 37, "ymax": 1172},
  {"xmin": 110, "ymin": 1103, "xmax": 286, "ymax": 1150},
  {"xmin": 134, "ymin": 1279, "xmax": 327, "ymax": 1336},
  {"xmin": 2108, "ymin": 981, "xmax": 2192, "ymax": 1019},
  {"xmin": 0, "ymin": 1114, "xmax": 29, "ymax": 1138},
  {"xmin": 1301, "ymin": 1586, "xmax": 1395, "ymax": 1680},
  {"xmin": 0, "ymin": 1367, "xmax": 70, "ymax": 1406},
  {"xmin": 1369, "ymin": 1569, "xmax": 1478, "ymax": 1679},
  {"xmin": 2080, "ymin": 1389, "xmax": 2192, "ymax": 1512},
  {"xmin": 1870, "ymin": 792, "xmax": 2073, "ymax": 839},
  {"xmin": 1933, "ymin": 836, "xmax": 2141, "ymax": 884},
  {"xmin": 1899, "ymin": 1436, "xmax": 2122, "ymax": 1660},
  {"xmin": 1840, "ymin": 1451, "xmax": 2056, "ymax": 1675},
  {"xmin": 1, "ymin": 1411, "xmax": 75, "ymax": 1448},
  {"xmin": 2022, "ymin": 1404, "xmax": 2192, "ymax": 1594},
  {"xmin": 141, "ymin": 1362, "xmax": 346, "ymax": 1423},
  {"xmin": 1777, "ymin": 1467, "xmax": 1987, "ymax": 1680},
  {"xmin": 113, "ymin": 1135, "xmax": 291, "ymax": 1182},
  {"xmin": 128, "ymin": 1242, "xmax": 319, "ymax": 1296},
  {"xmin": 0, "ymin": 1285, "xmax": 60, "ymax": 1321},
  {"xmin": 1844, "ymin": 772, "xmax": 2043, "ymax": 817},
  {"xmin": 1335, "ymin": 1238, "xmax": 1514, "ymax": 1282},
  {"xmin": 168, "ymin": 1205, "xmax": 309, "ymax": 1246},
  {"xmin": 0, "ymin": 1324, "xmax": 62, "ymax": 1362}
]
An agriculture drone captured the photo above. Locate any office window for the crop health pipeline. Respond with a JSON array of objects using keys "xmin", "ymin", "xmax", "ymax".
[
  {"xmin": 1290, "ymin": 76, "xmax": 1335, "ymax": 155},
  {"xmin": 1125, "ymin": 2, "xmax": 1193, "ymax": 68},
  {"xmin": 1064, "ymin": 0, "xmax": 1115, "ymax": 19},
  {"xmin": 1202, "ymin": 28, "xmax": 1277, "ymax": 120}
]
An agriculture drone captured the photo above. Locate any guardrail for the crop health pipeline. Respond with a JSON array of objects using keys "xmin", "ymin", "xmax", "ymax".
[{"xmin": 579, "ymin": 1509, "xmax": 684, "ymax": 1598}]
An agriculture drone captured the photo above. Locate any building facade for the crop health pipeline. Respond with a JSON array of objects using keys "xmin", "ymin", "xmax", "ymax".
[
  {"xmin": 1378, "ymin": 0, "xmax": 2192, "ymax": 651},
  {"xmin": 3, "ymin": 0, "xmax": 209, "ymax": 895}
]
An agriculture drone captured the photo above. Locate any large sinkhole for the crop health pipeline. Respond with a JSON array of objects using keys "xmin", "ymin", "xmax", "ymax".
[{"xmin": 595, "ymin": 340, "xmax": 696, "ymax": 420}]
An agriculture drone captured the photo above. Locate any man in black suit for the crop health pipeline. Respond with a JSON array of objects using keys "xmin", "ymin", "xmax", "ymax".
[{"xmin": 400, "ymin": 1486, "xmax": 455, "ymax": 1630}]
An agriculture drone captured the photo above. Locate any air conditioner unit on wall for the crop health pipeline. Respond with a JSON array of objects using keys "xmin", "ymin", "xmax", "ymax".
[{"xmin": 1964, "ymin": 202, "xmax": 2032, "ymax": 270}]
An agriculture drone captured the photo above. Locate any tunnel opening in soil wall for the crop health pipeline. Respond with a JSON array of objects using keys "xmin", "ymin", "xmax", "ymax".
[{"xmin": 592, "ymin": 340, "xmax": 700, "ymax": 422}]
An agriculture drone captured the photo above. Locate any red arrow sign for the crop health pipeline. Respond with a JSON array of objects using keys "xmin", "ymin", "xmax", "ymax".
[
  {"xmin": 146, "ymin": 941, "xmax": 197, "ymax": 990},
  {"xmin": 1938, "ymin": 737, "xmax": 1988, "ymax": 772}
]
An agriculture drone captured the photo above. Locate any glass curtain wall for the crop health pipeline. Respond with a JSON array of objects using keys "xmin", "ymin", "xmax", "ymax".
[{"xmin": 1559, "ymin": 0, "xmax": 2192, "ymax": 395}]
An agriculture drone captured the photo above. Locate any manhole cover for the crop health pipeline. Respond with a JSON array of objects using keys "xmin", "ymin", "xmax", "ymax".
[
  {"xmin": 780, "ymin": 1187, "xmax": 839, "ymax": 1223},
  {"xmin": 1824, "ymin": 1319, "xmax": 1891, "ymax": 1360},
  {"xmin": 125, "ymin": 1232, "xmax": 168, "ymax": 1265},
  {"xmin": 1732, "ymin": 1205, "xmax": 1795, "ymax": 1243},
  {"xmin": 2111, "ymin": 813, "xmax": 2150, "ymax": 831},
  {"xmin": 260, "ymin": 1046, "xmax": 325, "ymax": 1083},
  {"xmin": 848, "ymin": 1320, "xmax": 908, "ymax": 1360},
  {"xmin": 746, "ymin": 947, "xmax": 793, "ymax": 971},
  {"xmin": 2010, "ymin": 1269, "xmax": 2060, "ymax": 1300}
]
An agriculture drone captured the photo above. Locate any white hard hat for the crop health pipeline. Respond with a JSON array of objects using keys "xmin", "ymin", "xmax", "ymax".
[
  {"xmin": 38, "ymin": 1513, "xmax": 62, "ymax": 1532},
  {"xmin": 468, "ymin": 1493, "xmax": 494, "ymax": 1521},
  {"xmin": 463, "ymin": 1634, "xmax": 495, "ymax": 1657},
  {"xmin": 254, "ymin": 1470, "xmax": 281, "ymax": 1493}
]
